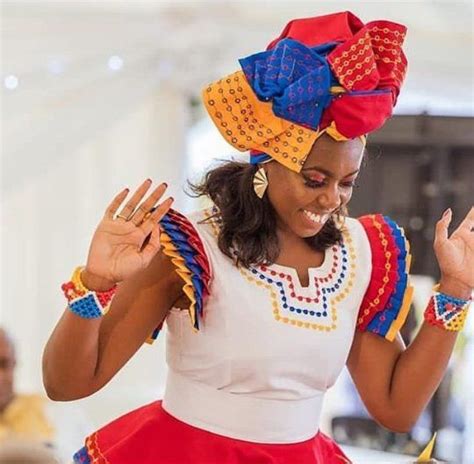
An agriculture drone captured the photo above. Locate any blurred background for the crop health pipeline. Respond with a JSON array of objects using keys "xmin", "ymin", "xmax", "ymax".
[{"xmin": 1, "ymin": 1, "xmax": 473, "ymax": 462}]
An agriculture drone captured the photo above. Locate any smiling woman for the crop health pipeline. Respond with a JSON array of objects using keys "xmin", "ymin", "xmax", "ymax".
[
  {"xmin": 42, "ymin": 10, "xmax": 473, "ymax": 464},
  {"xmin": 265, "ymin": 135, "xmax": 364, "ymax": 237},
  {"xmin": 189, "ymin": 134, "xmax": 365, "ymax": 274}
]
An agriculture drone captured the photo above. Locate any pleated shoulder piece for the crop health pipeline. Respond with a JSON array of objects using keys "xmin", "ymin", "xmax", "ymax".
[
  {"xmin": 146, "ymin": 209, "xmax": 212, "ymax": 343},
  {"xmin": 356, "ymin": 214, "xmax": 414, "ymax": 342}
]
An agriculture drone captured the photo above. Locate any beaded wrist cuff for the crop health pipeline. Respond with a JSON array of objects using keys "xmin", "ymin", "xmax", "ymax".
[
  {"xmin": 62, "ymin": 267, "xmax": 117, "ymax": 319},
  {"xmin": 424, "ymin": 290, "xmax": 471, "ymax": 332}
]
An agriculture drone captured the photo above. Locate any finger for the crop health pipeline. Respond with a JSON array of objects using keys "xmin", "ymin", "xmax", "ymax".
[
  {"xmin": 456, "ymin": 206, "xmax": 474, "ymax": 232},
  {"xmin": 143, "ymin": 197, "xmax": 174, "ymax": 227},
  {"xmin": 434, "ymin": 208, "xmax": 452, "ymax": 246},
  {"xmin": 129, "ymin": 182, "xmax": 168, "ymax": 225},
  {"xmin": 141, "ymin": 224, "xmax": 162, "ymax": 265},
  {"xmin": 140, "ymin": 197, "xmax": 174, "ymax": 236},
  {"xmin": 104, "ymin": 188, "xmax": 129, "ymax": 219},
  {"xmin": 117, "ymin": 179, "xmax": 153, "ymax": 220}
]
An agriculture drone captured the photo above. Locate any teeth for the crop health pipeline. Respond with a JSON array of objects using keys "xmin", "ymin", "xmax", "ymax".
[{"xmin": 303, "ymin": 210, "xmax": 328, "ymax": 224}]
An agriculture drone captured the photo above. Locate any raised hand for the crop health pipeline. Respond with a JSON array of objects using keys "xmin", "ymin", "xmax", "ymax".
[
  {"xmin": 84, "ymin": 179, "xmax": 174, "ymax": 289},
  {"xmin": 434, "ymin": 206, "xmax": 474, "ymax": 291}
]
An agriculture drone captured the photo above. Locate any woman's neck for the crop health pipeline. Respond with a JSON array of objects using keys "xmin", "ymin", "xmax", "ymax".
[{"xmin": 276, "ymin": 228, "xmax": 323, "ymax": 264}]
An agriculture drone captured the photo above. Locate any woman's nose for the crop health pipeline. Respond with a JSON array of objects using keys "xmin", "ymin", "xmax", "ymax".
[{"xmin": 317, "ymin": 183, "xmax": 341, "ymax": 211}]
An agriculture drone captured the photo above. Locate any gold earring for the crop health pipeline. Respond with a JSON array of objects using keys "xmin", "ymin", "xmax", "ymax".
[{"xmin": 253, "ymin": 166, "xmax": 268, "ymax": 199}]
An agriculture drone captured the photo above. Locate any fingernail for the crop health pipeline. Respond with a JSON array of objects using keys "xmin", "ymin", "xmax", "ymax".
[
  {"xmin": 442, "ymin": 208, "xmax": 451, "ymax": 217},
  {"xmin": 146, "ymin": 178, "xmax": 152, "ymax": 183},
  {"xmin": 169, "ymin": 197, "xmax": 174, "ymax": 202},
  {"xmin": 163, "ymin": 182, "xmax": 168, "ymax": 188}
]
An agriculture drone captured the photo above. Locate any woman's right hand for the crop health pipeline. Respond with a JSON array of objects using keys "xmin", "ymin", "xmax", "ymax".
[{"xmin": 82, "ymin": 179, "xmax": 174, "ymax": 290}]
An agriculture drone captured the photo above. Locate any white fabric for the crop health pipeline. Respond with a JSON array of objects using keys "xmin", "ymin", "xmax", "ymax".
[
  {"xmin": 163, "ymin": 209, "xmax": 373, "ymax": 443},
  {"xmin": 164, "ymin": 369, "xmax": 325, "ymax": 443}
]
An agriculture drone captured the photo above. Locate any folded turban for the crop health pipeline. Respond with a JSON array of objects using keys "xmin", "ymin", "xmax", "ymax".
[{"xmin": 202, "ymin": 11, "xmax": 407, "ymax": 172}]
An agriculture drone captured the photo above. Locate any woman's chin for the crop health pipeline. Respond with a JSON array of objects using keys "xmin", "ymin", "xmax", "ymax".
[
  {"xmin": 299, "ymin": 228, "xmax": 322, "ymax": 238},
  {"xmin": 277, "ymin": 211, "xmax": 327, "ymax": 239},
  {"xmin": 294, "ymin": 223, "xmax": 324, "ymax": 238}
]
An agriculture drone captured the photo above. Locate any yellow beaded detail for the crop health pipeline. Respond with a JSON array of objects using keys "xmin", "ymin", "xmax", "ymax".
[
  {"xmin": 357, "ymin": 215, "xmax": 414, "ymax": 342},
  {"xmin": 358, "ymin": 217, "xmax": 393, "ymax": 325},
  {"xmin": 329, "ymin": 24, "xmax": 406, "ymax": 92},
  {"xmin": 70, "ymin": 266, "xmax": 88, "ymax": 295},
  {"xmin": 239, "ymin": 228, "xmax": 357, "ymax": 332}
]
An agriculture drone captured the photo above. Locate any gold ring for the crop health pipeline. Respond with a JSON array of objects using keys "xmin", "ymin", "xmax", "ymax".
[{"xmin": 116, "ymin": 214, "xmax": 130, "ymax": 221}]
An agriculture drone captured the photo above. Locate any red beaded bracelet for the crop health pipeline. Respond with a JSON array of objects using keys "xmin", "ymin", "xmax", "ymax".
[{"xmin": 424, "ymin": 288, "xmax": 471, "ymax": 332}]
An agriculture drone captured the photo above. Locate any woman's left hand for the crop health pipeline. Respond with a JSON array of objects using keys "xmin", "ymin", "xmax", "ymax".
[{"xmin": 434, "ymin": 206, "xmax": 474, "ymax": 290}]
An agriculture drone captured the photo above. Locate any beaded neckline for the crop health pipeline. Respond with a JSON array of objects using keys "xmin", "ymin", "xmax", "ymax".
[
  {"xmin": 262, "ymin": 244, "xmax": 334, "ymax": 290},
  {"xmin": 202, "ymin": 206, "xmax": 357, "ymax": 332}
]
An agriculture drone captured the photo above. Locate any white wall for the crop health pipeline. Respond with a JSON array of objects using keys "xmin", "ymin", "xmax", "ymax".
[{"xmin": 1, "ymin": 85, "xmax": 191, "ymax": 427}]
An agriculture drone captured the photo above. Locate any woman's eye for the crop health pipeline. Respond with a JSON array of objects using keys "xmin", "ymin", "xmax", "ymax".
[
  {"xmin": 303, "ymin": 174, "xmax": 359, "ymax": 189},
  {"xmin": 342, "ymin": 181, "xmax": 358, "ymax": 188},
  {"xmin": 304, "ymin": 179, "xmax": 325, "ymax": 188}
]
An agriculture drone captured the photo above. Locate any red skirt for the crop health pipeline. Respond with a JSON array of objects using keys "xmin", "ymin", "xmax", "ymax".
[{"xmin": 73, "ymin": 400, "xmax": 351, "ymax": 464}]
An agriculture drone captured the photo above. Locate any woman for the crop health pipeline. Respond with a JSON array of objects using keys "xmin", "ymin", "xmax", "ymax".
[{"xmin": 42, "ymin": 11, "xmax": 473, "ymax": 464}]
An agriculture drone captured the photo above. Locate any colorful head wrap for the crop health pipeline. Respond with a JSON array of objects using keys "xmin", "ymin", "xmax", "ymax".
[{"xmin": 202, "ymin": 11, "xmax": 407, "ymax": 172}]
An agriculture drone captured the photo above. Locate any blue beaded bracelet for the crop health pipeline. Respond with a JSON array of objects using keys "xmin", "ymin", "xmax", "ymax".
[{"xmin": 62, "ymin": 267, "xmax": 117, "ymax": 319}]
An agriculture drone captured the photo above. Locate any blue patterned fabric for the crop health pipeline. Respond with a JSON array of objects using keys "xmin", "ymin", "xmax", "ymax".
[
  {"xmin": 69, "ymin": 294, "xmax": 103, "ymax": 319},
  {"xmin": 250, "ymin": 152, "xmax": 272, "ymax": 165},
  {"xmin": 73, "ymin": 446, "xmax": 91, "ymax": 463},
  {"xmin": 239, "ymin": 39, "xmax": 339, "ymax": 130}
]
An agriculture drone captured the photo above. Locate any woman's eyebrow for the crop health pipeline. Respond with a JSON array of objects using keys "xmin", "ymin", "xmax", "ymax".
[{"xmin": 301, "ymin": 166, "xmax": 360, "ymax": 178}]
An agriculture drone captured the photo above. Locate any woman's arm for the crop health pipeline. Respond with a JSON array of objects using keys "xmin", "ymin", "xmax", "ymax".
[
  {"xmin": 43, "ymin": 251, "xmax": 183, "ymax": 401},
  {"xmin": 43, "ymin": 180, "xmax": 179, "ymax": 401},
  {"xmin": 347, "ymin": 279, "xmax": 468, "ymax": 432},
  {"xmin": 348, "ymin": 207, "xmax": 473, "ymax": 432}
]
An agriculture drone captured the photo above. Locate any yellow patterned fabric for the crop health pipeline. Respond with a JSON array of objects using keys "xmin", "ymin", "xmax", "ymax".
[
  {"xmin": 202, "ymin": 70, "xmax": 319, "ymax": 172},
  {"xmin": 160, "ymin": 231, "xmax": 200, "ymax": 331}
]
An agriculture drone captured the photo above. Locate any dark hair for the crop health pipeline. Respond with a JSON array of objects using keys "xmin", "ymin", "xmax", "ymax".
[{"xmin": 188, "ymin": 160, "xmax": 344, "ymax": 268}]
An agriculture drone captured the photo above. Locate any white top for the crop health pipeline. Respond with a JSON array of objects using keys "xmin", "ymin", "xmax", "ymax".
[{"xmin": 163, "ymin": 208, "xmax": 373, "ymax": 443}]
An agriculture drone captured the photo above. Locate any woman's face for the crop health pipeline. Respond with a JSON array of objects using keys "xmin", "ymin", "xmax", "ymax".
[{"xmin": 265, "ymin": 134, "xmax": 364, "ymax": 239}]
